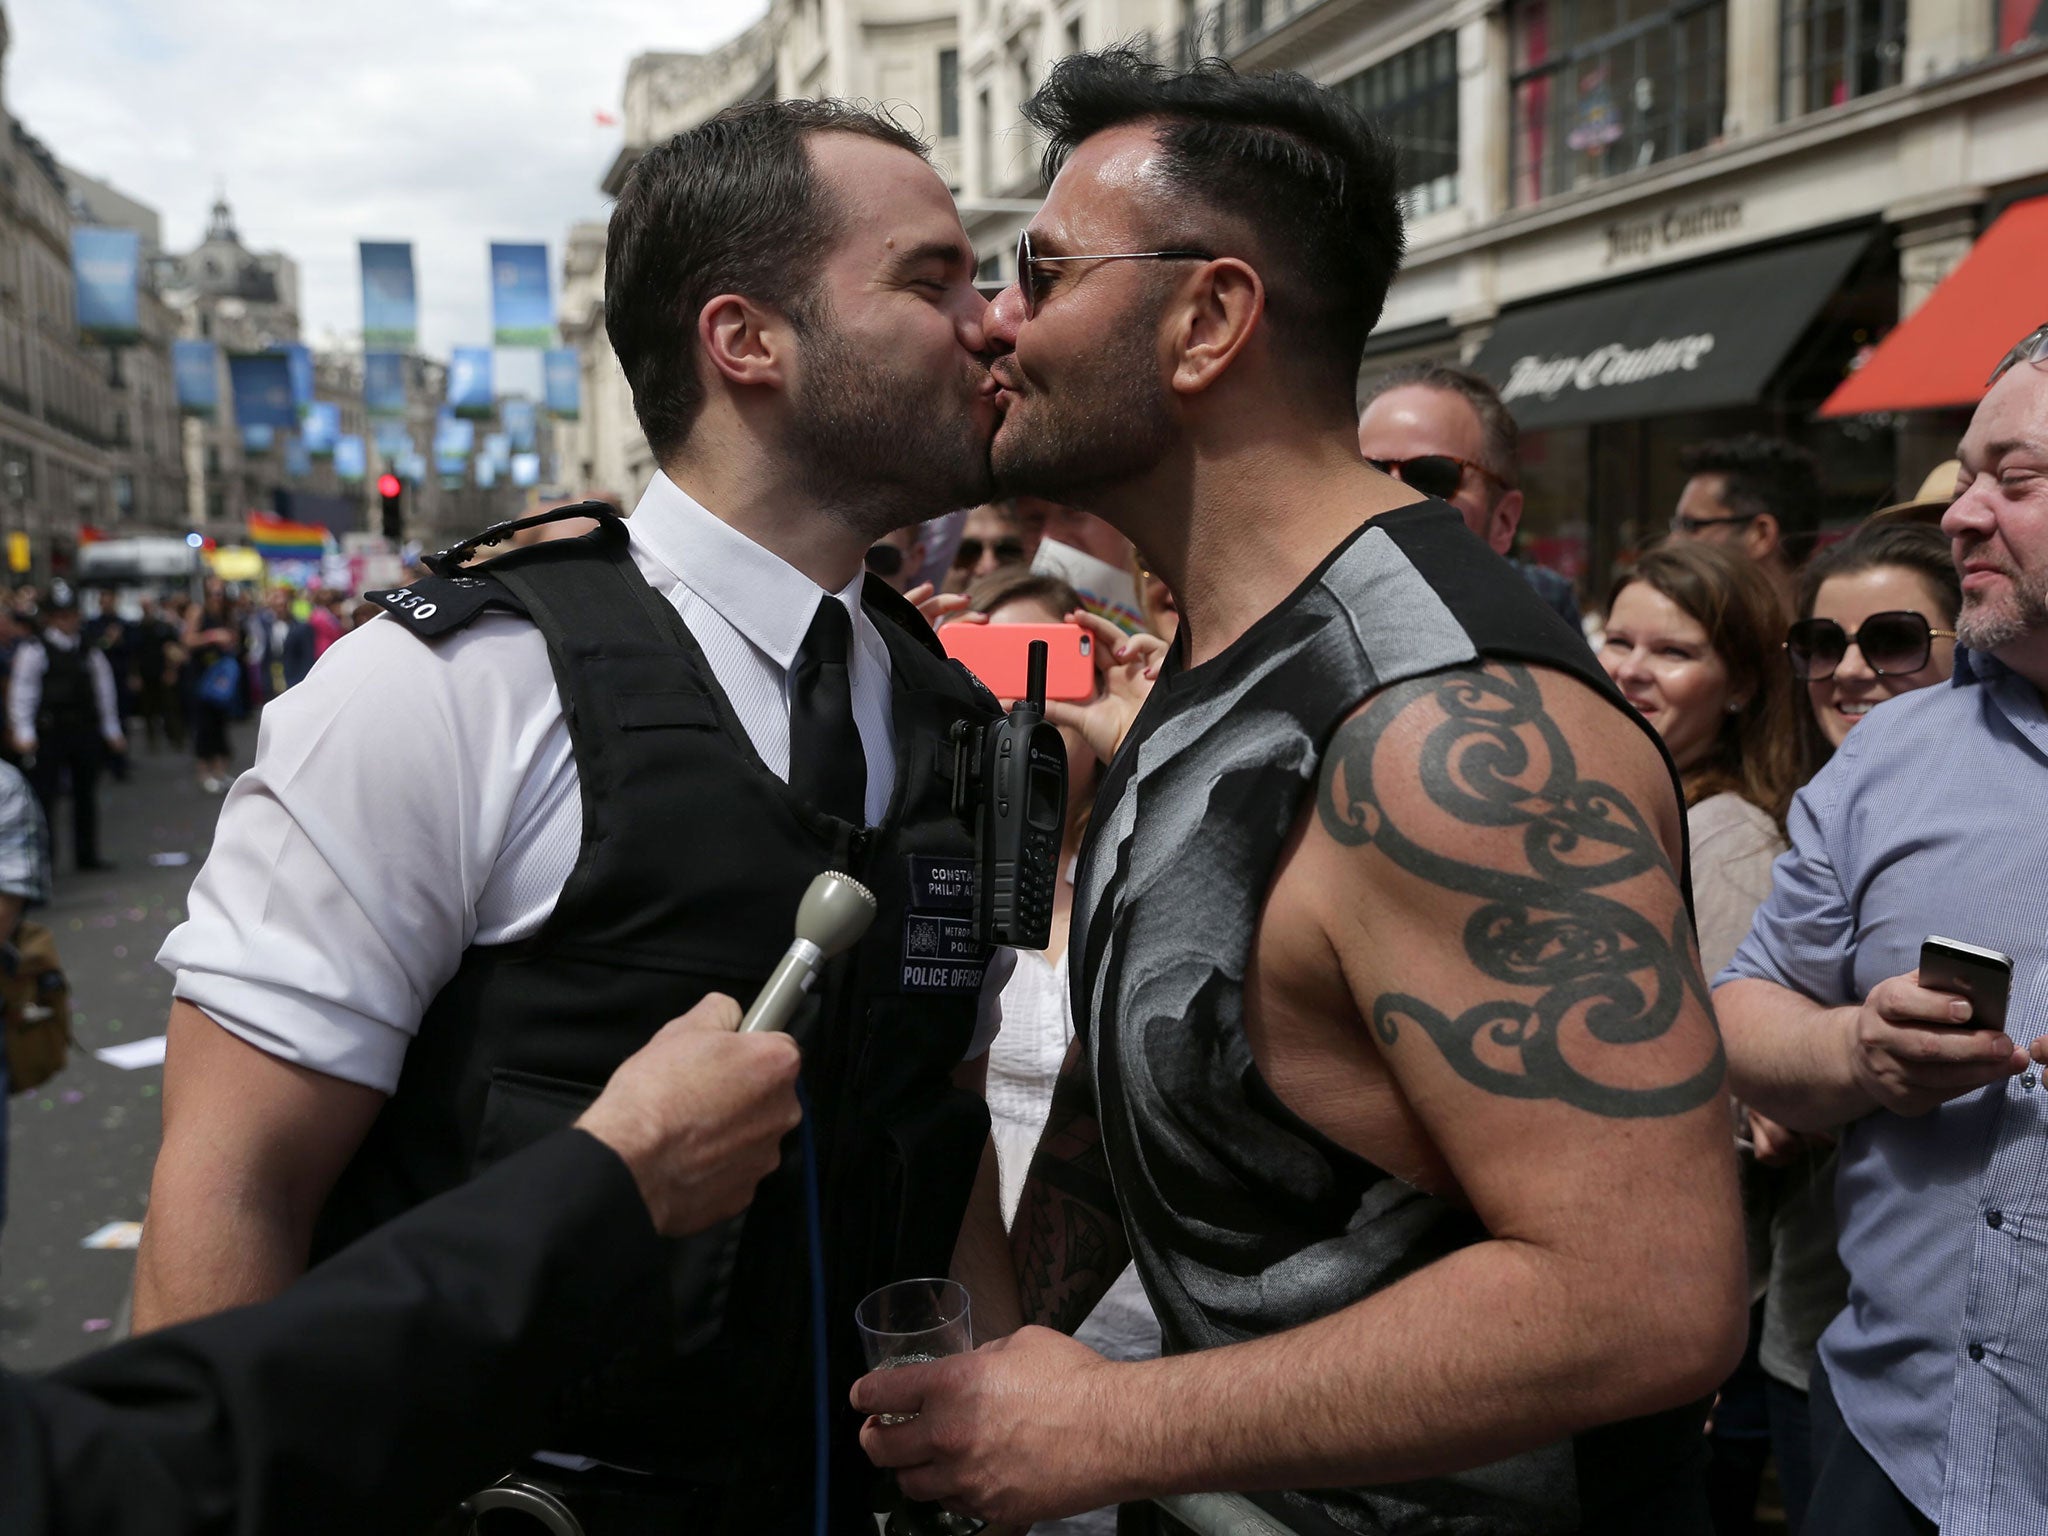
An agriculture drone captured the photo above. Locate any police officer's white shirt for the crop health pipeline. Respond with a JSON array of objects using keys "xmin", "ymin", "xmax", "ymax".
[
  {"xmin": 8, "ymin": 628, "xmax": 123, "ymax": 749},
  {"xmin": 157, "ymin": 472, "xmax": 1008, "ymax": 1093}
]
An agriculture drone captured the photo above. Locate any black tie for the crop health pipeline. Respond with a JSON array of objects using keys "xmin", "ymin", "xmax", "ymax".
[{"xmin": 789, "ymin": 596, "xmax": 868, "ymax": 825}]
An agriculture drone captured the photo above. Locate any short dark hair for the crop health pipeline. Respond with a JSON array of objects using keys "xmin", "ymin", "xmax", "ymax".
[
  {"xmin": 1362, "ymin": 361, "xmax": 1520, "ymax": 486},
  {"xmin": 1677, "ymin": 435, "xmax": 1822, "ymax": 553},
  {"xmin": 604, "ymin": 99, "xmax": 928, "ymax": 462},
  {"xmin": 1022, "ymin": 47, "xmax": 1405, "ymax": 400}
]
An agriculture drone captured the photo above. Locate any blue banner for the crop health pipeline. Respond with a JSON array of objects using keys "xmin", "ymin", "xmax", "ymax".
[
  {"xmin": 285, "ymin": 435, "xmax": 313, "ymax": 480},
  {"xmin": 489, "ymin": 242, "xmax": 553, "ymax": 347},
  {"xmin": 374, "ymin": 420, "xmax": 412, "ymax": 457},
  {"xmin": 398, "ymin": 447, "xmax": 427, "ymax": 483},
  {"xmin": 511, "ymin": 452, "xmax": 541, "ymax": 488},
  {"xmin": 173, "ymin": 339, "xmax": 219, "ymax": 418},
  {"xmin": 502, "ymin": 397, "xmax": 537, "ymax": 451},
  {"xmin": 229, "ymin": 353, "xmax": 298, "ymax": 431},
  {"xmin": 301, "ymin": 400, "xmax": 341, "ymax": 456},
  {"xmin": 242, "ymin": 422, "xmax": 276, "ymax": 452},
  {"xmin": 482, "ymin": 431, "xmax": 511, "ymax": 471},
  {"xmin": 543, "ymin": 348, "xmax": 580, "ymax": 419},
  {"xmin": 273, "ymin": 342, "xmax": 314, "ymax": 412},
  {"xmin": 72, "ymin": 226, "xmax": 141, "ymax": 343},
  {"xmin": 334, "ymin": 434, "xmax": 367, "ymax": 481},
  {"xmin": 449, "ymin": 346, "xmax": 494, "ymax": 419},
  {"xmin": 364, "ymin": 350, "xmax": 407, "ymax": 417},
  {"xmin": 359, "ymin": 241, "xmax": 418, "ymax": 348},
  {"xmin": 475, "ymin": 456, "xmax": 499, "ymax": 490}
]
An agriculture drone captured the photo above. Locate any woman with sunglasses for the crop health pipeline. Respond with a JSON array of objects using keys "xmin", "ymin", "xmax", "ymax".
[{"xmin": 1789, "ymin": 520, "xmax": 1961, "ymax": 769}]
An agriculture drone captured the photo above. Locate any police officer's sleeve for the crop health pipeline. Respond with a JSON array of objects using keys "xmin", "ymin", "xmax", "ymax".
[{"xmin": 0, "ymin": 1129, "xmax": 664, "ymax": 1536}]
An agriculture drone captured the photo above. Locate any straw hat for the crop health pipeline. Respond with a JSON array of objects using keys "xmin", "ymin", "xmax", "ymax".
[{"xmin": 1868, "ymin": 460, "xmax": 1961, "ymax": 526}]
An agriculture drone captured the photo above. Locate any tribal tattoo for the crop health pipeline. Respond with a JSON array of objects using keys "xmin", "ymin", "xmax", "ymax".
[
  {"xmin": 1011, "ymin": 1060, "xmax": 1131, "ymax": 1335},
  {"xmin": 1316, "ymin": 662, "xmax": 1723, "ymax": 1120}
]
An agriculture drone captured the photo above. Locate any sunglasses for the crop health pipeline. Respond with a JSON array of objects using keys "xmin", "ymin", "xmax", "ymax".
[
  {"xmin": 1783, "ymin": 611, "xmax": 1955, "ymax": 681},
  {"xmin": 864, "ymin": 543, "xmax": 906, "ymax": 578},
  {"xmin": 1014, "ymin": 229, "xmax": 1212, "ymax": 319},
  {"xmin": 953, "ymin": 536, "xmax": 1026, "ymax": 569},
  {"xmin": 1365, "ymin": 454, "xmax": 1509, "ymax": 502},
  {"xmin": 1986, "ymin": 322, "xmax": 2048, "ymax": 388}
]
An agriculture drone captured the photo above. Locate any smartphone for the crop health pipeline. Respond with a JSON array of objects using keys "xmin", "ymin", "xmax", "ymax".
[
  {"xmin": 1920, "ymin": 936, "xmax": 2014, "ymax": 1032},
  {"xmin": 941, "ymin": 622, "xmax": 1095, "ymax": 702}
]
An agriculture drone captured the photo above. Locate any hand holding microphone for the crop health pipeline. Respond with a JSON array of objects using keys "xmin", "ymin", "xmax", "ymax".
[{"xmin": 741, "ymin": 871, "xmax": 879, "ymax": 1034}]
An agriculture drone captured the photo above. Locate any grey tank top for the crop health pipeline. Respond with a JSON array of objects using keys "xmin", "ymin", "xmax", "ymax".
[{"xmin": 1071, "ymin": 504, "xmax": 1707, "ymax": 1536}]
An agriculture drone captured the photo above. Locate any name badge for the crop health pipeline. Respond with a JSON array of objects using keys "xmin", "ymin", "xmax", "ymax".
[
  {"xmin": 901, "ymin": 854, "xmax": 989, "ymax": 993},
  {"xmin": 908, "ymin": 855, "xmax": 978, "ymax": 913}
]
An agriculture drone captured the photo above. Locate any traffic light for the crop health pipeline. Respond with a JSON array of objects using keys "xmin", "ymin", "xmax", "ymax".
[{"xmin": 378, "ymin": 472, "xmax": 404, "ymax": 543}]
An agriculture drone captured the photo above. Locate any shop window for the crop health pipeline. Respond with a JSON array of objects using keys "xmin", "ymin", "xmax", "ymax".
[
  {"xmin": 1781, "ymin": 0, "xmax": 1906, "ymax": 117},
  {"xmin": 939, "ymin": 49, "xmax": 960, "ymax": 139},
  {"xmin": 1510, "ymin": 0, "xmax": 1727, "ymax": 207},
  {"xmin": 1999, "ymin": 0, "xmax": 2048, "ymax": 50},
  {"xmin": 1334, "ymin": 32, "xmax": 1461, "ymax": 219}
]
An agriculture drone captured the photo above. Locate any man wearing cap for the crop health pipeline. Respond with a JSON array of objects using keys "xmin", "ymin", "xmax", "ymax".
[{"xmin": 7, "ymin": 585, "xmax": 124, "ymax": 874}]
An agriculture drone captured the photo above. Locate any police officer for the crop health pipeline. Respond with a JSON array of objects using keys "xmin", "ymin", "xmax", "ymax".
[
  {"xmin": 8, "ymin": 583, "xmax": 124, "ymax": 872},
  {"xmin": 135, "ymin": 98, "xmax": 1014, "ymax": 1533}
]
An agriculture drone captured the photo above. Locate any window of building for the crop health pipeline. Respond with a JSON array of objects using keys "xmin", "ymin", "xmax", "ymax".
[
  {"xmin": 978, "ymin": 87, "xmax": 995, "ymax": 188},
  {"xmin": 1999, "ymin": 0, "xmax": 2048, "ymax": 49},
  {"xmin": 1334, "ymin": 32, "xmax": 1461, "ymax": 219},
  {"xmin": 939, "ymin": 48, "xmax": 961, "ymax": 138},
  {"xmin": 1780, "ymin": 0, "xmax": 1906, "ymax": 116},
  {"xmin": 1510, "ymin": 0, "xmax": 1727, "ymax": 207}
]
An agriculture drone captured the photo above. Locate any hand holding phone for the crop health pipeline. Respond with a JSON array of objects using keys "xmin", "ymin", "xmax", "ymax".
[
  {"xmin": 1843, "ymin": 942, "xmax": 2026, "ymax": 1117},
  {"xmin": 1919, "ymin": 936, "xmax": 2014, "ymax": 1033}
]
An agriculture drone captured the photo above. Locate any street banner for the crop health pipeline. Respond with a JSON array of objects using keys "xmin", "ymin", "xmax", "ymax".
[
  {"xmin": 229, "ymin": 353, "xmax": 297, "ymax": 430},
  {"xmin": 274, "ymin": 342, "xmax": 315, "ymax": 412},
  {"xmin": 490, "ymin": 242, "xmax": 553, "ymax": 346},
  {"xmin": 334, "ymin": 434, "xmax": 367, "ymax": 481},
  {"xmin": 242, "ymin": 422, "xmax": 275, "ymax": 452},
  {"xmin": 399, "ymin": 447, "xmax": 428, "ymax": 482},
  {"xmin": 434, "ymin": 410, "xmax": 475, "ymax": 456},
  {"xmin": 285, "ymin": 435, "xmax": 313, "ymax": 479},
  {"xmin": 374, "ymin": 420, "xmax": 412, "ymax": 457},
  {"xmin": 364, "ymin": 350, "xmax": 407, "ymax": 416},
  {"xmin": 475, "ymin": 456, "xmax": 499, "ymax": 489},
  {"xmin": 72, "ymin": 226, "xmax": 141, "ymax": 344},
  {"xmin": 482, "ymin": 430, "xmax": 511, "ymax": 471},
  {"xmin": 301, "ymin": 400, "xmax": 341, "ymax": 456},
  {"xmin": 359, "ymin": 242, "xmax": 418, "ymax": 348},
  {"xmin": 511, "ymin": 451, "xmax": 541, "ymax": 488},
  {"xmin": 247, "ymin": 512, "xmax": 330, "ymax": 561},
  {"xmin": 543, "ymin": 348, "xmax": 580, "ymax": 418},
  {"xmin": 449, "ymin": 346, "xmax": 494, "ymax": 419},
  {"xmin": 173, "ymin": 339, "xmax": 219, "ymax": 418},
  {"xmin": 502, "ymin": 397, "xmax": 537, "ymax": 451}
]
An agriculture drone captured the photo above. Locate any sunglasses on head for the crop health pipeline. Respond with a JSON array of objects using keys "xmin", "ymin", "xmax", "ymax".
[
  {"xmin": 1014, "ymin": 229, "xmax": 1212, "ymax": 319},
  {"xmin": 864, "ymin": 543, "xmax": 906, "ymax": 578},
  {"xmin": 952, "ymin": 536, "xmax": 1027, "ymax": 569},
  {"xmin": 1987, "ymin": 322, "xmax": 2048, "ymax": 388},
  {"xmin": 1364, "ymin": 454, "xmax": 1508, "ymax": 502},
  {"xmin": 1783, "ymin": 611, "xmax": 1954, "ymax": 681}
]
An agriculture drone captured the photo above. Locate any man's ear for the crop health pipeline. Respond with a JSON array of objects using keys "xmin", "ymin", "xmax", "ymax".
[
  {"xmin": 1167, "ymin": 259, "xmax": 1263, "ymax": 397},
  {"xmin": 1743, "ymin": 511, "xmax": 1782, "ymax": 562},
  {"xmin": 1487, "ymin": 487, "xmax": 1524, "ymax": 558},
  {"xmin": 698, "ymin": 293, "xmax": 793, "ymax": 392}
]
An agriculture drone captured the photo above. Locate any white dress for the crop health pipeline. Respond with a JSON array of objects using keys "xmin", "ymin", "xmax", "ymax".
[{"xmin": 986, "ymin": 945, "xmax": 1163, "ymax": 1536}]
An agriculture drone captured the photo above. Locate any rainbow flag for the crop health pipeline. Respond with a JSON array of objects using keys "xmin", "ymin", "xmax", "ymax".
[{"xmin": 246, "ymin": 512, "xmax": 329, "ymax": 562}]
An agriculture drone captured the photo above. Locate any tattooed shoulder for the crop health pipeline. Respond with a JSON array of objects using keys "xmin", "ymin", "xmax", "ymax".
[{"xmin": 1315, "ymin": 661, "xmax": 1722, "ymax": 1120}]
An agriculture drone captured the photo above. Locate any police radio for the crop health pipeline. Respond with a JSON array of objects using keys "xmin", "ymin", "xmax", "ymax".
[{"xmin": 951, "ymin": 640, "xmax": 1068, "ymax": 950}]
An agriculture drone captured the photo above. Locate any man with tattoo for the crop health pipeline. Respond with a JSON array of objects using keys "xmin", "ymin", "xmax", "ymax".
[{"xmin": 851, "ymin": 49, "xmax": 1747, "ymax": 1534}]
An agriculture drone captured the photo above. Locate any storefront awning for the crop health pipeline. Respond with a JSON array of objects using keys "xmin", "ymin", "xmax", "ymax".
[
  {"xmin": 1470, "ymin": 232, "xmax": 1870, "ymax": 431},
  {"xmin": 1820, "ymin": 196, "xmax": 2048, "ymax": 418}
]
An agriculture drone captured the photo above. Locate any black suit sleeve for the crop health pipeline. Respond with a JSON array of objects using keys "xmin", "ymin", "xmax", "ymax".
[{"xmin": 0, "ymin": 1128, "xmax": 665, "ymax": 1536}]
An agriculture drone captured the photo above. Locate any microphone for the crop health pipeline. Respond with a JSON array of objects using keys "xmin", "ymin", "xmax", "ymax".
[{"xmin": 740, "ymin": 871, "xmax": 879, "ymax": 1033}]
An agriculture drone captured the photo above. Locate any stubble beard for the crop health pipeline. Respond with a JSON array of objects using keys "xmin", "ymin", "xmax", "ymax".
[
  {"xmin": 1955, "ymin": 552, "xmax": 2048, "ymax": 654},
  {"xmin": 991, "ymin": 317, "xmax": 1175, "ymax": 505},
  {"xmin": 786, "ymin": 310, "xmax": 995, "ymax": 543}
]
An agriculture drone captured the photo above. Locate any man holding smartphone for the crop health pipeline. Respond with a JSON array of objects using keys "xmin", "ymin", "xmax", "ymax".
[{"xmin": 1715, "ymin": 327, "xmax": 2048, "ymax": 1536}]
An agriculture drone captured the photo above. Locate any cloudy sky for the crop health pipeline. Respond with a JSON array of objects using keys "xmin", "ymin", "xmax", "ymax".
[{"xmin": 10, "ymin": 0, "xmax": 763, "ymax": 364}]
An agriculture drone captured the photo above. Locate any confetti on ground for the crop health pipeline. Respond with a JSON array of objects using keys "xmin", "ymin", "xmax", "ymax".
[
  {"xmin": 80, "ymin": 1222, "xmax": 143, "ymax": 1251},
  {"xmin": 81, "ymin": 1318, "xmax": 112, "ymax": 1332},
  {"xmin": 61, "ymin": 1089, "xmax": 83, "ymax": 1104},
  {"xmin": 94, "ymin": 1036, "xmax": 168, "ymax": 1071}
]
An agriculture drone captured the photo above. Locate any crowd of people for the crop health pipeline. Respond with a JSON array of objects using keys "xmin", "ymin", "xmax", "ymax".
[{"xmin": 6, "ymin": 46, "xmax": 2045, "ymax": 1536}]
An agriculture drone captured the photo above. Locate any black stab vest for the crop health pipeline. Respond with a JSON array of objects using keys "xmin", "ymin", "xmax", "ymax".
[
  {"xmin": 36, "ymin": 640, "xmax": 94, "ymax": 738},
  {"xmin": 315, "ymin": 516, "xmax": 1000, "ymax": 1527}
]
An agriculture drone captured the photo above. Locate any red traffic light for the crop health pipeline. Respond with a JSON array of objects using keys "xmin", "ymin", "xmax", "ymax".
[{"xmin": 377, "ymin": 473, "xmax": 403, "ymax": 499}]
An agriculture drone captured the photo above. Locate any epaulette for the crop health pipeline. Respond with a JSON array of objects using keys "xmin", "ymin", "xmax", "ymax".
[{"xmin": 364, "ymin": 570, "xmax": 527, "ymax": 638}]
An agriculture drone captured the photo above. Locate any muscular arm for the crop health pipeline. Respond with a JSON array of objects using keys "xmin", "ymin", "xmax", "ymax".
[
  {"xmin": 1009, "ymin": 1038, "xmax": 1130, "ymax": 1335},
  {"xmin": 131, "ymin": 1001, "xmax": 386, "ymax": 1330}
]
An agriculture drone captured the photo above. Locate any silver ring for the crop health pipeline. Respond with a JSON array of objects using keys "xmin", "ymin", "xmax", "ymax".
[{"xmin": 465, "ymin": 1479, "xmax": 587, "ymax": 1536}]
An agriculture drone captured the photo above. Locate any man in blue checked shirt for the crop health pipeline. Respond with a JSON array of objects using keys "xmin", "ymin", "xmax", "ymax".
[{"xmin": 1716, "ymin": 323, "xmax": 2048, "ymax": 1536}]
